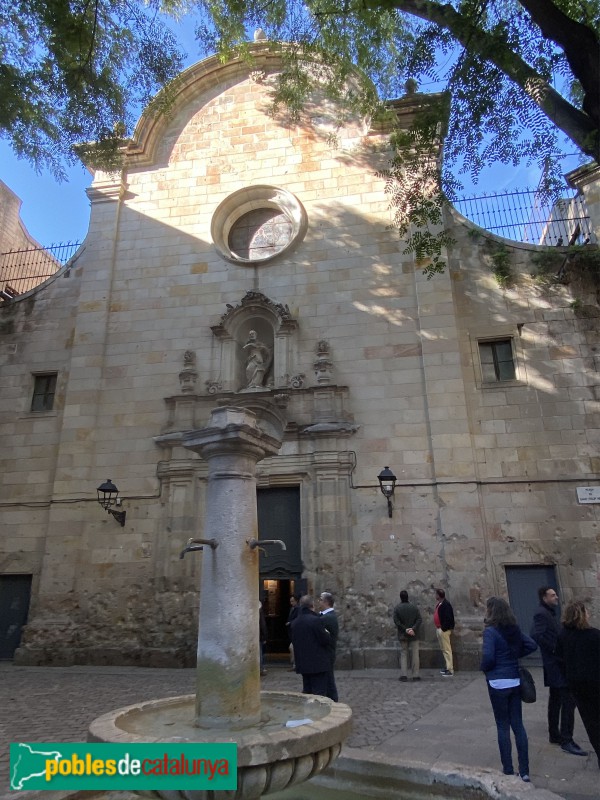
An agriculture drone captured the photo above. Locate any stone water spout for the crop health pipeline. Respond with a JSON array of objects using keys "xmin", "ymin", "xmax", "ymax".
[
  {"xmin": 88, "ymin": 405, "xmax": 352, "ymax": 799},
  {"xmin": 246, "ymin": 538, "xmax": 287, "ymax": 551},
  {"xmin": 179, "ymin": 537, "xmax": 219, "ymax": 558}
]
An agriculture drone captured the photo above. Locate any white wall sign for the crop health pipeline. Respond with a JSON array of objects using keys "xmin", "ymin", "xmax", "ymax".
[{"xmin": 576, "ymin": 486, "xmax": 600, "ymax": 504}]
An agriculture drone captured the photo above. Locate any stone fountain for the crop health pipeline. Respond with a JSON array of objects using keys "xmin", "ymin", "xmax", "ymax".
[{"xmin": 88, "ymin": 405, "xmax": 352, "ymax": 799}]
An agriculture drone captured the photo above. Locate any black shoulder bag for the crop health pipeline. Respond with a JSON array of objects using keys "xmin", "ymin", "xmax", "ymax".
[{"xmin": 518, "ymin": 666, "xmax": 536, "ymax": 703}]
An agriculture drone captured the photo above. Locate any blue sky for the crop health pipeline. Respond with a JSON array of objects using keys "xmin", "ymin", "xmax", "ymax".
[{"xmin": 1, "ymin": 143, "xmax": 93, "ymax": 246}]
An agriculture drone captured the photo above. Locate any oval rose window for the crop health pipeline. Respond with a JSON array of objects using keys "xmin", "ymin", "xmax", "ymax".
[{"xmin": 211, "ymin": 186, "xmax": 307, "ymax": 265}]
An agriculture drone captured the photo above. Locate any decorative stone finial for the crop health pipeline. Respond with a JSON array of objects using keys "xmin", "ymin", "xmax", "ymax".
[
  {"xmin": 314, "ymin": 340, "xmax": 334, "ymax": 385},
  {"xmin": 405, "ymin": 78, "xmax": 418, "ymax": 94},
  {"xmin": 254, "ymin": 28, "xmax": 266, "ymax": 41},
  {"xmin": 179, "ymin": 350, "xmax": 198, "ymax": 394}
]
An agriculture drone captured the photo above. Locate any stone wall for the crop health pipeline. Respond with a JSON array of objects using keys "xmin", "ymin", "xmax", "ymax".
[
  {"xmin": 0, "ymin": 179, "xmax": 63, "ymax": 295},
  {"xmin": 0, "ymin": 180, "xmax": 38, "ymax": 254},
  {"xmin": 1, "ymin": 47, "xmax": 598, "ymax": 669}
]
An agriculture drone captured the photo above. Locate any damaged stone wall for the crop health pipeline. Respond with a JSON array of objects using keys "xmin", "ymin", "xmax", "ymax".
[{"xmin": 18, "ymin": 580, "xmax": 199, "ymax": 666}]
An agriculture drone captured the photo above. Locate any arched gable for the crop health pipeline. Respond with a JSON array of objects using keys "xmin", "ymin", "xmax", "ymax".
[{"xmin": 124, "ymin": 45, "xmax": 285, "ymax": 169}]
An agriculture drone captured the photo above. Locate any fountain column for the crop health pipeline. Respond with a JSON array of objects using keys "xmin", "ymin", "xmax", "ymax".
[{"xmin": 183, "ymin": 406, "xmax": 283, "ymax": 729}]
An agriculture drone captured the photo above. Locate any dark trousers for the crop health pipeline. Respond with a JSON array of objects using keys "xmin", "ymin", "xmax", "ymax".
[
  {"xmin": 326, "ymin": 670, "xmax": 338, "ymax": 702},
  {"xmin": 301, "ymin": 672, "xmax": 329, "ymax": 698},
  {"xmin": 548, "ymin": 686, "xmax": 576, "ymax": 743},
  {"xmin": 572, "ymin": 684, "xmax": 600, "ymax": 763},
  {"xmin": 487, "ymin": 684, "xmax": 529, "ymax": 776},
  {"xmin": 260, "ymin": 642, "xmax": 266, "ymax": 672}
]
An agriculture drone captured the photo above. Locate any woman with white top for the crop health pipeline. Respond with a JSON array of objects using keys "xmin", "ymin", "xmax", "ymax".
[{"xmin": 480, "ymin": 596, "xmax": 538, "ymax": 782}]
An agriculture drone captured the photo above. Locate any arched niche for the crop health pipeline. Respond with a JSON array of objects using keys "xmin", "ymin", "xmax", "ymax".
[{"xmin": 210, "ymin": 291, "xmax": 299, "ymax": 392}]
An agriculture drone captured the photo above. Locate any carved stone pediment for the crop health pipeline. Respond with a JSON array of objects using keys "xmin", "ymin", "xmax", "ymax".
[{"xmin": 211, "ymin": 291, "xmax": 298, "ymax": 340}]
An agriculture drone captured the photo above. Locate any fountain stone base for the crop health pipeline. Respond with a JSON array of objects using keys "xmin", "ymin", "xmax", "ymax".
[{"xmin": 88, "ymin": 690, "xmax": 352, "ymax": 800}]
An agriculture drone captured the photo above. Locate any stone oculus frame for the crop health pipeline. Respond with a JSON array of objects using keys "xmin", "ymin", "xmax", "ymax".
[{"xmin": 211, "ymin": 186, "xmax": 308, "ymax": 265}]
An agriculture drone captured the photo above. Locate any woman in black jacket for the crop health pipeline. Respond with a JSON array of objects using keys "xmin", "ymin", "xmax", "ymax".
[{"xmin": 557, "ymin": 602, "xmax": 600, "ymax": 769}]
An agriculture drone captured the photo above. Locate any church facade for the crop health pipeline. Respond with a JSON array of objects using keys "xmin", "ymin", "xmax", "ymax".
[{"xmin": 1, "ymin": 45, "xmax": 599, "ymax": 668}]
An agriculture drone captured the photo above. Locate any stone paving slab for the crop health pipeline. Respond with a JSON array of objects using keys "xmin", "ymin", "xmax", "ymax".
[
  {"xmin": 0, "ymin": 664, "xmax": 597, "ymax": 799},
  {"xmin": 358, "ymin": 668, "xmax": 597, "ymax": 800}
]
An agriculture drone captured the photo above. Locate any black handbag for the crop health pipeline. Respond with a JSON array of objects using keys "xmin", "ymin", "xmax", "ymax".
[{"xmin": 519, "ymin": 666, "xmax": 536, "ymax": 703}]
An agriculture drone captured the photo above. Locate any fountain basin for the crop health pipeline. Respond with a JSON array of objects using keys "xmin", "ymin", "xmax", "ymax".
[
  {"xmin": 270, "ymin": 753, "xmax": 564, "ymax": 800},
  {"xmin": 88, "ymin": 691, "xmax": 352, "ymax": 800}
]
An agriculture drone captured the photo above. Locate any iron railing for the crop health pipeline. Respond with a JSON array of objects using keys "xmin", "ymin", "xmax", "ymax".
[
  {"xmin": 0, "ymin": 241, "xmax": 81, "ymax": 300},
  {"xmin": 453, "ymin": 189, "xmax": 593, "ymax": 246}
]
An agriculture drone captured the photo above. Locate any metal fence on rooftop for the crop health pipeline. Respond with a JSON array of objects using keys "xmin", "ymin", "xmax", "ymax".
[
  {"xmin": 453, "ymin": 189, "xmax": 593, "ymax": 246},
  {"xmin": 0, "ymin": 241, "xmax": 81, "ymax": 300}
]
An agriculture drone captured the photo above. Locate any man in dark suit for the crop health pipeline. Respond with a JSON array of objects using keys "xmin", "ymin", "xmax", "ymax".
[
  {"xmin": 290, "ymin": 595, "xmax": 332, "ymax": 698},
  {"xmin": 531, "ymin": 586, "xmax": 587, "ymax": 756},
  {"xmin": 393, "ymin": 589, "xmax": 422, "ymax": 681},
  {"xmin": 319, "ymin": 591, "xmax": 339, "ymax": 702}
]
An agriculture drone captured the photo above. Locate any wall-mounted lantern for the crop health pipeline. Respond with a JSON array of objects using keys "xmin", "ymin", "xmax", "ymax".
[
  {"xmin": 377, "ymin": 466, "xmax": 397, "ymax": 518},
  {"xmin": 97, "ymin": 479, "xmax": 126, "ymax": 527}
]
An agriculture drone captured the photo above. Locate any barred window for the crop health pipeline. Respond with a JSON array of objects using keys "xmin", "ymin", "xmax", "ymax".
[
  {"xmin": 31, "ymin": 373, "xmax": 57, "ymax": 412},
  {"xmin": 478, "ymin": 340, "xmax": 516, "ymax": 382}
]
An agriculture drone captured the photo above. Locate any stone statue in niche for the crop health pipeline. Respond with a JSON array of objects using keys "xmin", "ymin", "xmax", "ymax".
[{"xmin": 243, "ymin": 330, "xmax": 272, "ymax": 388}]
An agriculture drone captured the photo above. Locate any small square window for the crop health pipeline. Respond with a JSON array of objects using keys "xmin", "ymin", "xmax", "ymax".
[
  {"xmin": 478, "ymin": 340, "xmax": 516, "ymax": 382},
  {"xmin": 31, "ymin": 373, "xmax": 57, "ymax": 412}
]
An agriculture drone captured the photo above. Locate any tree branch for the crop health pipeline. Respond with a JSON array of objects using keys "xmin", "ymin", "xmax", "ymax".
[
  {"xmin": 370, "ymin": 0, "xmax": 599, "ymax": 157},
  {"xmin": 516, "ymin": 0, "xmax": 599, "ymax": 128}
]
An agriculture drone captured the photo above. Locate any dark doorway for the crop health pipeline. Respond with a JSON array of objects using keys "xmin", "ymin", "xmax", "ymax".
[
  {"xmin": 257, "ymin": 487, "xmax": 302, "ymax": 658},
  {"xmin": 506, "ymin": 564, "xmax": 558, "ymax": 664},
  {"xmin": 261, "ymin": 578, "xmax": 300, "ymax": 657},
  {"xmin": 257, "ymin": 487, "xmax": 302, "ymax": 575},
  {"xmin": 0, "ymin": 574, "xmax": 32, "ymax": 660}
]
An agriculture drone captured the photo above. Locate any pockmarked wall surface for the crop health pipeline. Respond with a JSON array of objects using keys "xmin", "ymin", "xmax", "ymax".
[{"xmin": 1, "ymin": 46, "xmax": 598, "ymax": 669}]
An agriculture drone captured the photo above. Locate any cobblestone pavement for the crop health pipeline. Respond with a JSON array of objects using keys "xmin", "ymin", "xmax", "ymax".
[
  {"xmin": 264, "ymin": 667, "xmax": 473, "ymax": 749},
  {"xmin": 1, "ymin": 664, "xmax": 597, "ymax": 799}
]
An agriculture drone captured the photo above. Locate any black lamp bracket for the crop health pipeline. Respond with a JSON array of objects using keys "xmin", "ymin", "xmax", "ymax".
[{"xmin": 107, "ymin": 508, "xmax": 126, "ymax": 527}]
